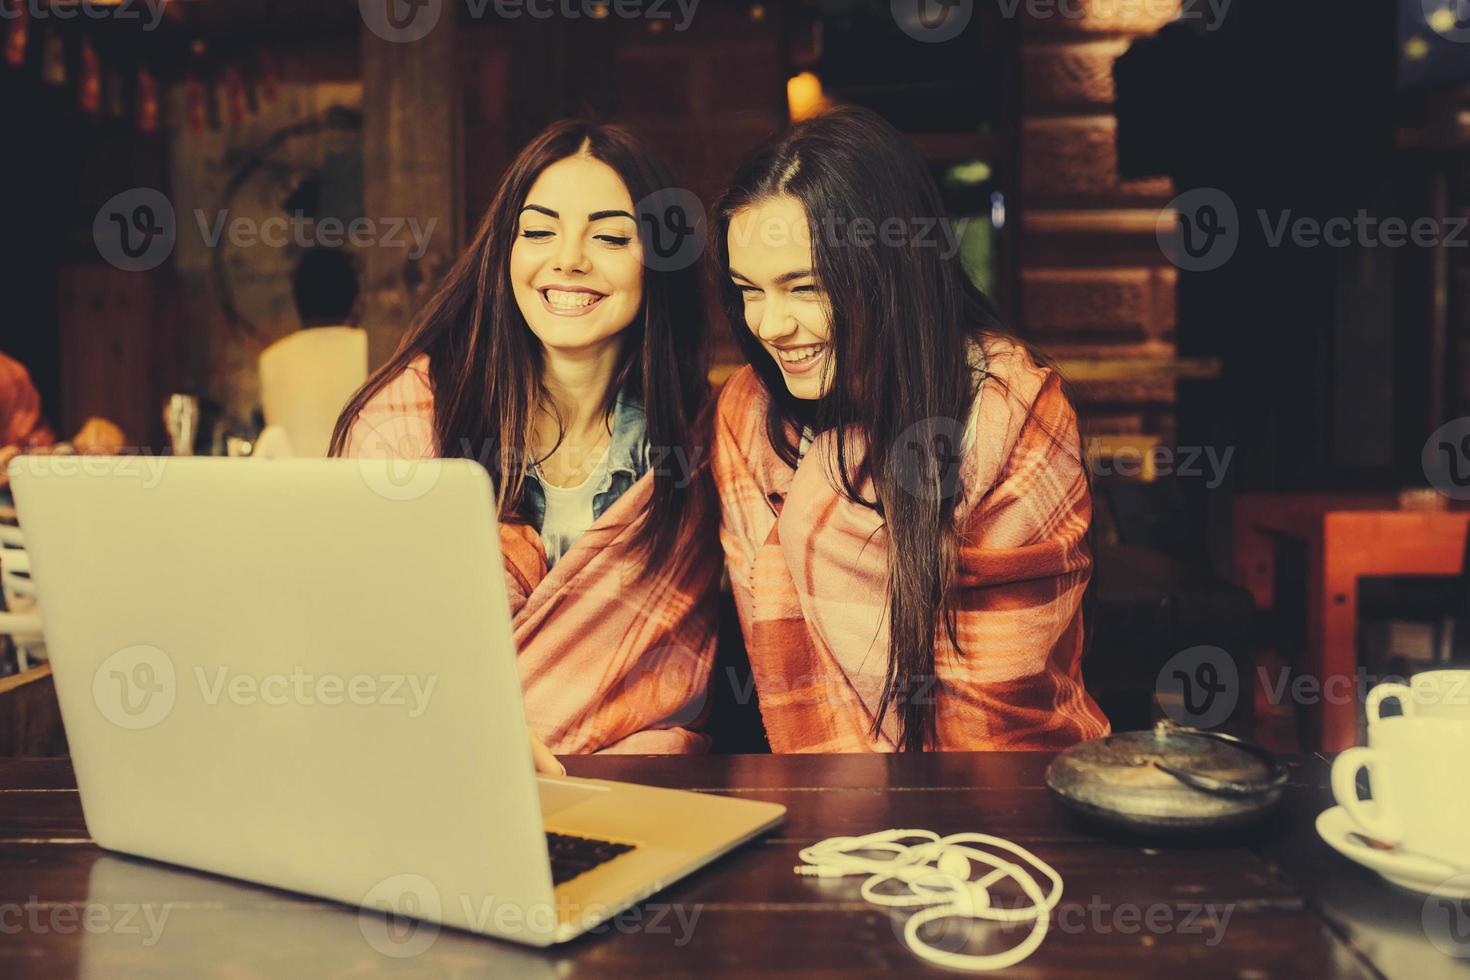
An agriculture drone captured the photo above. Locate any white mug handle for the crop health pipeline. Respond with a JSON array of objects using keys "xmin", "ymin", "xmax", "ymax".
[
  {"xmin": 1366, "ymin": 683, "xmax": 1414, "ymax": 725},
  {"xmin": 1331, "ymin": 747, "xmax": 1403, "ymax": 844}
]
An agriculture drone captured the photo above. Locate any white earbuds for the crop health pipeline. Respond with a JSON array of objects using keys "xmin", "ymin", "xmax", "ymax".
[{"xmin": 794, "ymin": 829, "xmax": 1062, "ymax": 971}]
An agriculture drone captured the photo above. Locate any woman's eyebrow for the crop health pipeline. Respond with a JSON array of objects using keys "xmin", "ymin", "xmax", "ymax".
[
  {"xmin": 728, "ymin": 269, "xmax": 812, "ymax": 285},
  {"xmin": 521, "ymin": 204, "xmax": 557, "ymax": 218},
  {"xmin": 588, "ymin": 209, "xmax": 636, "ymax": 222}
]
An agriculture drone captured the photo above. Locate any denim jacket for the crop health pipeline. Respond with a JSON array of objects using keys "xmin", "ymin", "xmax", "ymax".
[{"xmin": 521, "ymin": 387, "xmax": 648, "ymax": 534}]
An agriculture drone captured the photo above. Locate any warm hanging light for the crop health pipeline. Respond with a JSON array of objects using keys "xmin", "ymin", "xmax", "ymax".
[{"xmin": 786, "ymin": 71, "xmax": 827, "ymax": 122}]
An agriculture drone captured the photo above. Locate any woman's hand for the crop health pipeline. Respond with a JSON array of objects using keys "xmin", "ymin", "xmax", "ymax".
[{"xmin": 528, "ymin": 727, "xmax": 566, "ymax": 776}]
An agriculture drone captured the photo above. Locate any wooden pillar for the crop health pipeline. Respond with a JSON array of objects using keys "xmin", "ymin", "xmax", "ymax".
[
  {"xmin": 1014, "ymin": 1, "xmax": 1180, "ymax": 440},
  {"xmin": 360, "ymin": 5, "xmax": 463, "ymax": 370}
]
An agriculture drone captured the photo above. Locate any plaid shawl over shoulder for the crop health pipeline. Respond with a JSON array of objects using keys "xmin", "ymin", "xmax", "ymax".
[
  {"xmin": 713, "ymin": 338, "xmax": 1110, "ymax": 752},
  {"xmin": 344, "ymin": 356, "xmax": 719, "ymax": 755}
]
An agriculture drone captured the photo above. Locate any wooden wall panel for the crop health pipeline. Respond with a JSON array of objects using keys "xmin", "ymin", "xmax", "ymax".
[
  {"xmin": 1021, "ymin": 40, "xmax": 1129, "ymax": 111},
  {"xmin": 1021, "ymin": 0, "xmax": 1182, "ymax": 36},
  {"xmin": 1022, "ymin": 117, "xmax": 1173, "ymax": 203},
  {"xmin": 1022, "ymin": 266, "xmax": 1175, "ymax": 343},
  {"xmin": 1014, "ymin": 4, "xmax": 1184, "ymax": 439},
  {"xmin": 361, "ymin": 12, "xmax": 462, "ymax": 372},
  {"xmin": 56, "ymin": 264, "xmax": 164, "ymax": 449}
]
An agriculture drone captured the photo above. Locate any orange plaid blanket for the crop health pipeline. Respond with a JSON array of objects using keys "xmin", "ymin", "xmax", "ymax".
[
  {"xmin": 713, "ymin": 338, "xmax": 1110, "ymax": 752},
  {"xmin": 345, "ymin": 356, "xmax": 719, "ymax": 754}
]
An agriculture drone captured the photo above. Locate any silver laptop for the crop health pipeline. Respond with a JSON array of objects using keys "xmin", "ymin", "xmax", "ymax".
[{"xmin": 9, "ymin": 454, "xmax": 784, "ymax": 947}]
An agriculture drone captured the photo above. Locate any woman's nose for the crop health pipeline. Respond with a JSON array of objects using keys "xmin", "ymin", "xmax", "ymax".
[
  {"xmin": 552, "ymin": 236, "xmax": 588, "ymax": 274},
  {"xmin": 756, "ymin": 302, "xmax": 799, "ymax": 344}
]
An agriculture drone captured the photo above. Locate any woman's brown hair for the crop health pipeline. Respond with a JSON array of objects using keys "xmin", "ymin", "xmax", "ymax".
[
  {"xmin": 329, "ymin": 119, "xmax": 710, "ymax": 560},
  {"xmin": 714, "ymin": 106, "xmax": 1062, "ymax": 751}
]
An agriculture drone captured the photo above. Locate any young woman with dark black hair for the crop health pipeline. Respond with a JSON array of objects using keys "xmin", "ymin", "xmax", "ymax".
[{"xmin": 712, "ymin": 106, "xmax": 1109, "ymax": 753}]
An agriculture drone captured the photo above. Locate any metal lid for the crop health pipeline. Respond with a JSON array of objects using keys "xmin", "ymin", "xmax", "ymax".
[{"xmin": 1045, "ymin": 721, "xmax": 1287, "ymax": 834}]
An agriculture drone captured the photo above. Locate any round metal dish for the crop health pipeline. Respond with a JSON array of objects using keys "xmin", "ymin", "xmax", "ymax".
[{"xmin": 1045, "ymin": 721, "xmax": 1287, "ymax": 836}]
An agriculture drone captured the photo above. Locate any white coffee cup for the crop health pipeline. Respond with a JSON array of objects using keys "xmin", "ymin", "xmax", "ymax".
[
  {"xmin": 1366, "ymin": 671, "xmax": 1470, "ymax": 727},
  {"xmin": 1331, "ymin": 716, "xmax": 1470, "ymax": 866}
]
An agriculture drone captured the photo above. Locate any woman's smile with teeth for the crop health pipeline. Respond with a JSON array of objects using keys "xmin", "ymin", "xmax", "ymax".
[
  {"xmin": 772, "ymin": 342, "xmax": 829, "ymax": 377},
  {"xmin": 777, "ymin": 344, "xmax": 824, "ymax": 362},
  {"xmin": 541, "ymin": 287, "xmax": 606, "ymax": 311}
]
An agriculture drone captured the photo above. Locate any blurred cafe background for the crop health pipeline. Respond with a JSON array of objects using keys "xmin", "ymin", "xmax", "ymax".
[{"xmin": 1, "ymin": 0, "xmax": 1468, "ymax": 758}]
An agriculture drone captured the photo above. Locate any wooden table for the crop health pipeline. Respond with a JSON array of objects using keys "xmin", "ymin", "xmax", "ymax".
[
  {"xmin": 1234, "ymin": 493, "xmax": 1470, "ymax": 751},
  {"xmin": 0, "ymin": 751, "xmax": 1457, "ymax": 978}
]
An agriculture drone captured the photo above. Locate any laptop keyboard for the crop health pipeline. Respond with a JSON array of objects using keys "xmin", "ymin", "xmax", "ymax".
[{"xmin": 546, "ymin": 831, "xmax": 636, "ymax": 886}]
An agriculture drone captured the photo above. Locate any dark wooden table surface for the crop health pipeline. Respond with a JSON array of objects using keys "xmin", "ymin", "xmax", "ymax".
[{"xmin": 0, "ymin": 751, "xmax": 1464, "ymax": 978}]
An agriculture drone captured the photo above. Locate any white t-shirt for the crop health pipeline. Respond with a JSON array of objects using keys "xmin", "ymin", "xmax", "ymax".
[{"xmin": 534, "ymin": 450, "xmax": 612, "ymax": 568}]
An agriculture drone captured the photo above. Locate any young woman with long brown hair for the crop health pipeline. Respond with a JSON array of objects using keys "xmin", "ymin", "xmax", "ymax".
[
  {"xmin": 711, "ymin": 106, "xmax": 1109, "ymax": 752},
  {"xmin": 331, "ymin": 120, "xmax": 718, "ymax": 767}
]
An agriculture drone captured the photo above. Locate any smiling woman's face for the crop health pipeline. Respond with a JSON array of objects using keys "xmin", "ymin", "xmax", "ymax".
[
  {"xmin": 510, "ymin": 154, "xmax": 644, "ymax": 356},
  {"xmin": 726, "ymin": 194, "xmax": 834, "ymax": 400}
]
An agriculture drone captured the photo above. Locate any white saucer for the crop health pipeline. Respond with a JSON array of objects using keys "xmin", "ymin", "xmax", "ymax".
[{"xmin": 1316, "ymin": 806, "xmax": 1470, "ymax": 897}]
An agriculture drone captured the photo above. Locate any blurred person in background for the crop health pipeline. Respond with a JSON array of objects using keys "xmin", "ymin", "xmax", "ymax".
[
  {"xmin": 256, "ymin": 248, "xmax": 368, "ymax": 458},
  {"xmin": 0, "ymin": 351, "xmax": 124, "ymax": 492}
]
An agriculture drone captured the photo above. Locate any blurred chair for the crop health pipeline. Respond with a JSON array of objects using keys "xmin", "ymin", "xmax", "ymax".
[
  {"xmin": 0, "ymin": 662, "xmax": 65, "ymax": 755},
  {"xmin": 257, "ymin": 326, "xmax": 368, "ymax": 458},
  {"xmin": 1357, "ymin": 522, "xmax": 1470, "ymax": 673},
  {"xmin": 0, "ymin": 521, "xmax": 44, "ymax": 668},
  {"xmin": 1088, "ymin": 471, "xmax": 1257, "ymax": 734}
]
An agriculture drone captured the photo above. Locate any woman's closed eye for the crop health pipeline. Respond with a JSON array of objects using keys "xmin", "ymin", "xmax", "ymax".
[
  {"xmin": 594, "ymin": 233, "xmax": 632, "ymax": 247},
  {"xmin": 520, "ymin": 229, "xmax": 554, "ymax": 241}
]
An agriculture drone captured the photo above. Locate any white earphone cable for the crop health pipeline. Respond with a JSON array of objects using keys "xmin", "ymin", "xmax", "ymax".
[{"xmin": 794, "ymin": 829, "xmax": 1062, "ymax": 971}]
